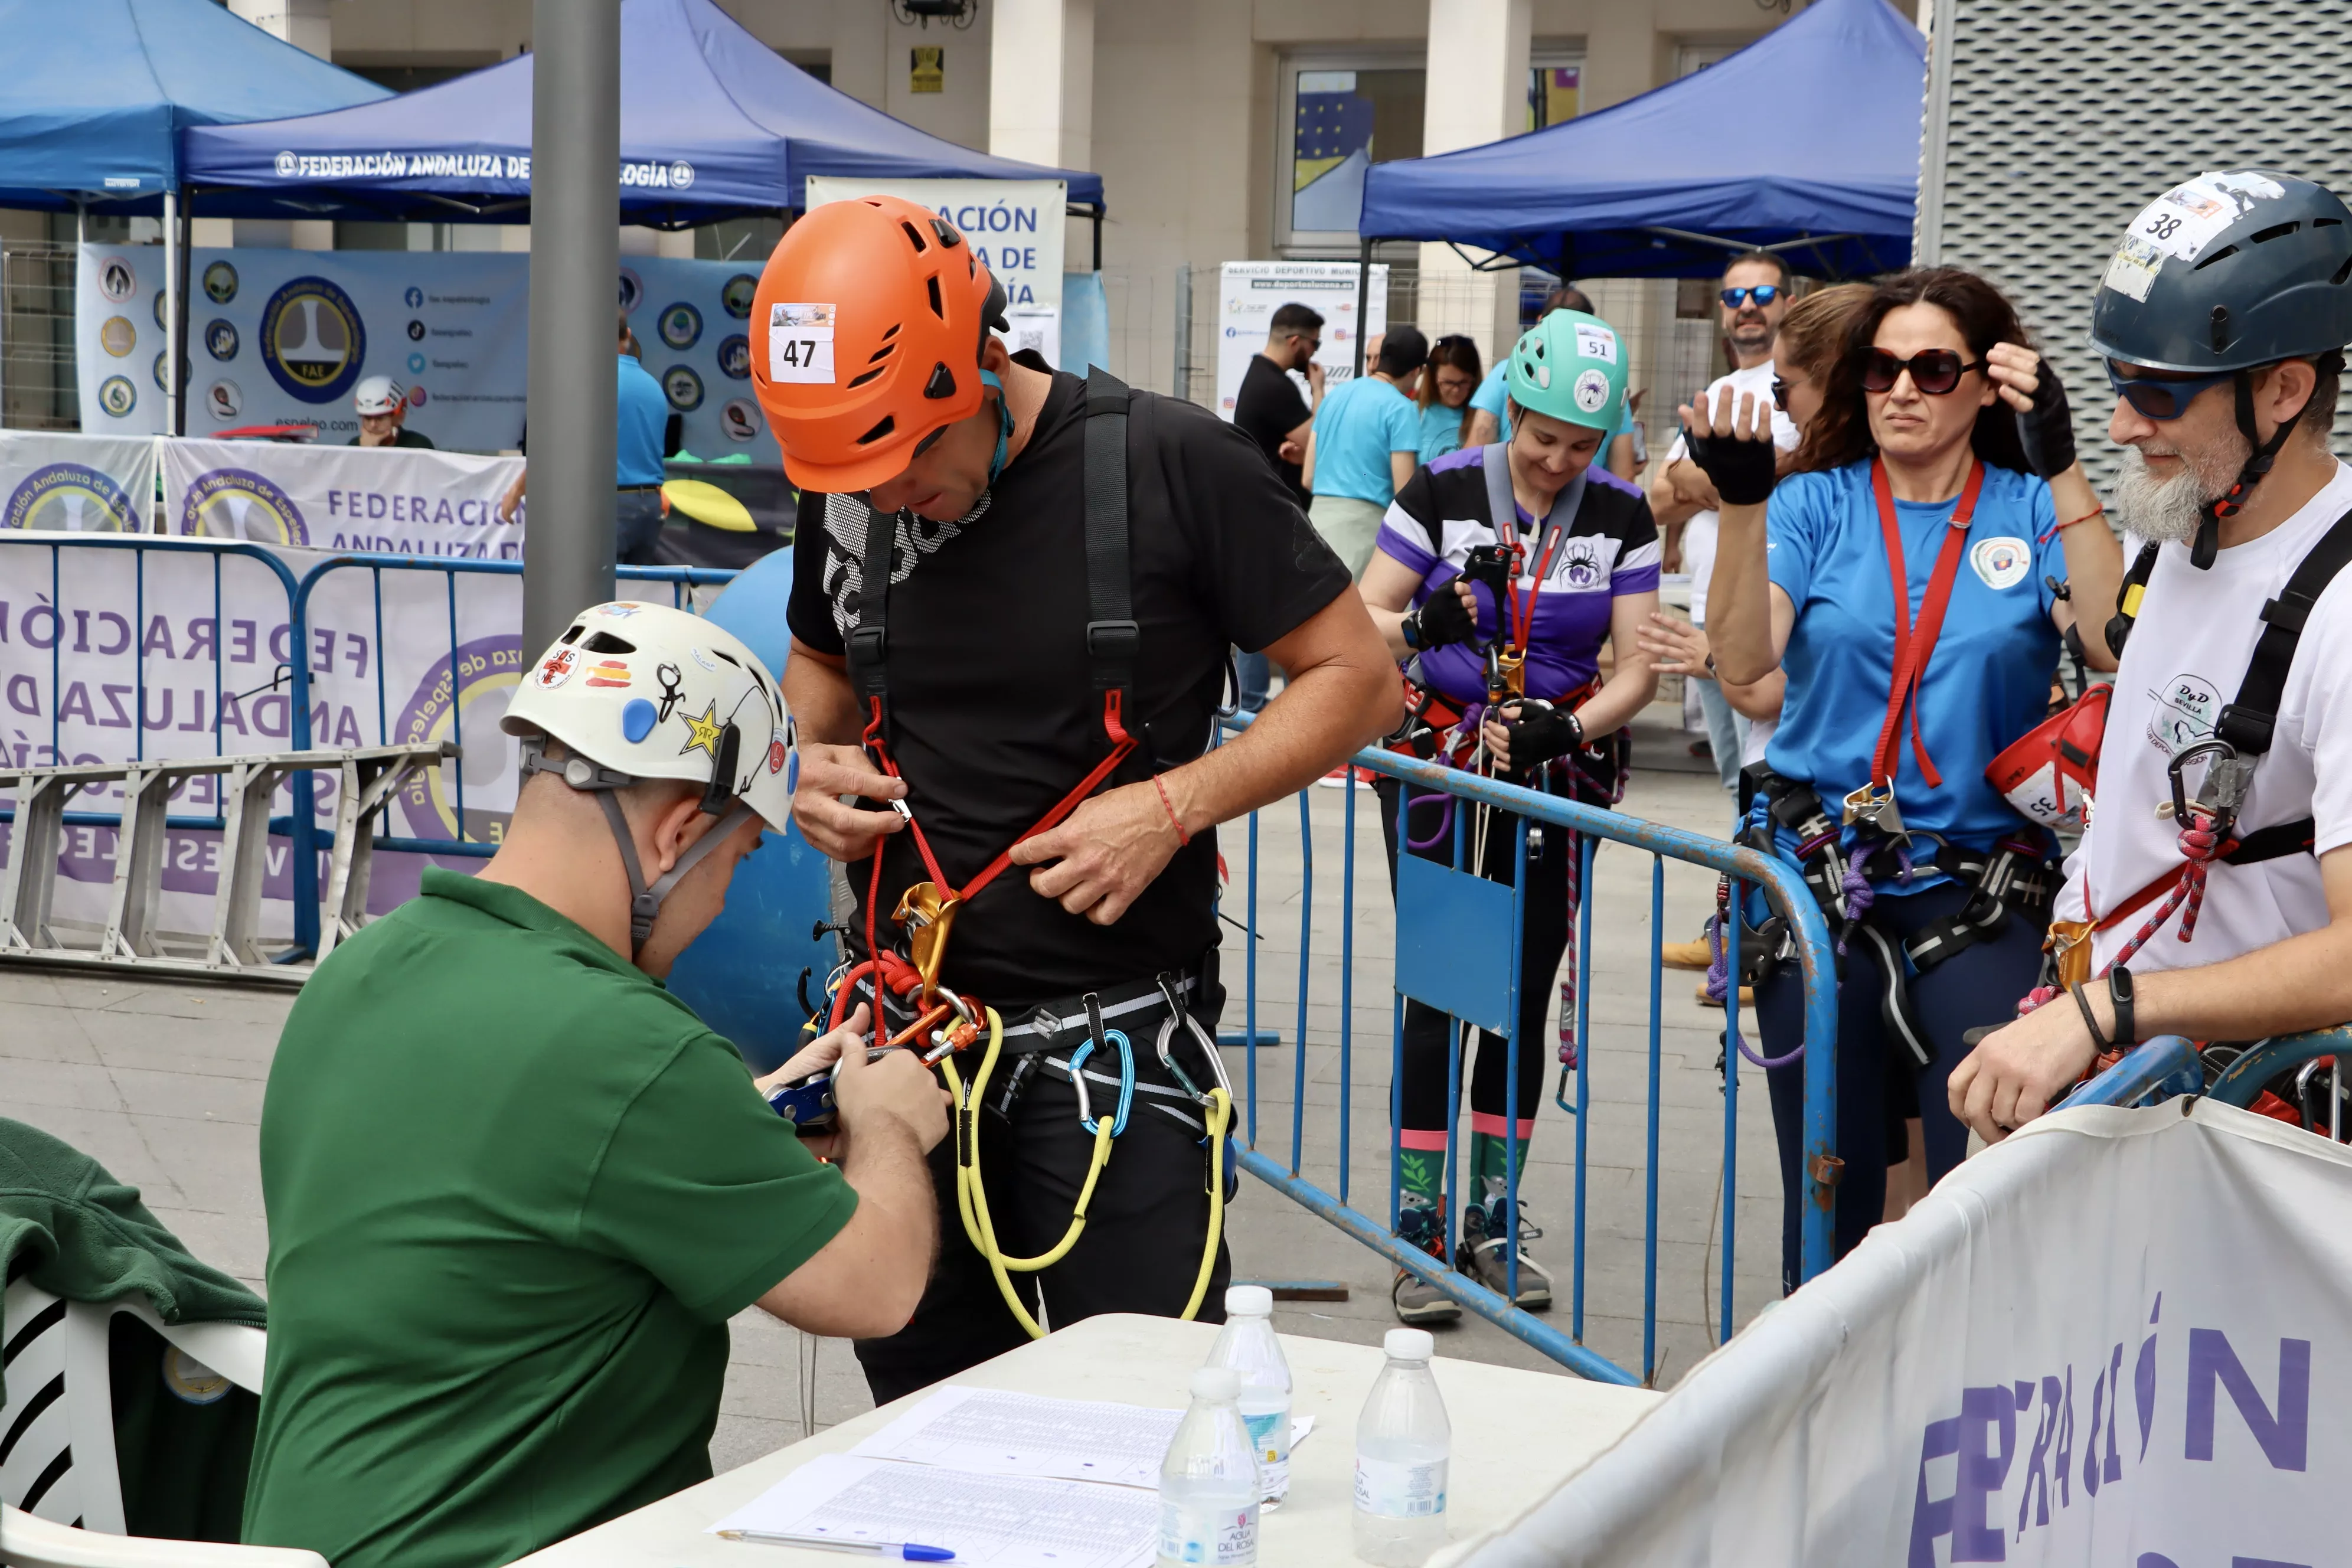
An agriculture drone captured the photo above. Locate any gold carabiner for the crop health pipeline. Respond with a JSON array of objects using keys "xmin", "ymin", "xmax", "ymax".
[{"xmin": 893, "ymin": 880, "xmax": 965, "ymax": 1001}]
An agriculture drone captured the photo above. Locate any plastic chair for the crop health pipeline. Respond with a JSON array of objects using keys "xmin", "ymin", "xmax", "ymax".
[{"xmin": 0, "ymin": 1278, "xmax": 323, "ymax": 1567}]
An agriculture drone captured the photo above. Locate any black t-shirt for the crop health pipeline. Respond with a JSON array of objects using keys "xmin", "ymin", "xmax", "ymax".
[
  {"xmin": 1231, "ymin": 354, "xmax": 1312, "ymax": 507},
  {"xmin": 788, "ymin": 365, "xmax": 1351, "ymax": 1007}
]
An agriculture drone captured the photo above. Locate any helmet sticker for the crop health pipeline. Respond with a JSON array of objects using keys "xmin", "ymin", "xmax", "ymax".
[
  {"xmin": 767, "ymin": 302, "xmax": 837, "ymax": 385},
  {"xmin": 533, "ymin": 646, "xmax": 580, "ymax": 690},
  {"xmin": 1573, "ymin": 324, "xmax": 1619, "ymax": 364},
  {"xmin": 678, "ymin": 700, "xmax": 726, "ymax": 759},
  {"xmin": 2102, "ymin": 234, "xmax": 2163, "ymax": 303},
  {"xmin": 600, "ymin": 602, "xmax": 643, "ymax": 618},
  {"xmin": 655, "ymin": 662, "xmax": 686, "ymax": 720},
  {"xmin": 690, "ymin": 646, "xmax": 718, "ymax": 672},
  {"xmin": 1969, "ymin": 536, "xmax": 2031, "ymax": 591},
  {"xmin": 2134, "ymin": 171, "xmax": 2286, "ymax": 264},
  {"xmin": 622, "ymin": 698, "xmax": 658, "ymax": 743},
  {"xmin": 1572, "ymin": 368, "xmax": 1611, "ymax": 414},
  {"xmin": 768, "ymin": 738, "xmax": 789, "ymax": 774},
  {"xmin": 586, "ymin": 659, "xmax": 631, "ymax": 688}
]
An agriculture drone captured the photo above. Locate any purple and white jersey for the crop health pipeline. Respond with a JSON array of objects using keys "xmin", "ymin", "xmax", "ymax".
[{"xmin": 1376, "ymin": 443, "xmax": 1661, "ymax": 705}]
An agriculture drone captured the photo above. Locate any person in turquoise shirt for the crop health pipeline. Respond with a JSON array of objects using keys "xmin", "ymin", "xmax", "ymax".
[
  {"xmin": 1304, "ymin": 325, "xmax": 1426, "ymax": 579},
  {"xmin": 1414, "ymin": 334, "xmax": 1482, "ymax": 463},
  {"xmin": 616, "ymin": 316, "xmax": 671, "ymax": 564}
]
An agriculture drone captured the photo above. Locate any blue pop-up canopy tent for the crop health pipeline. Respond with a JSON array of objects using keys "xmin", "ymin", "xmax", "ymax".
[
  {"xmin": 181, "ymin": 0, "xmax": 1103, "ymax": 227},
  {"xmin": 1357, "ymin": 0, "xmax": 1923, "ymax": 280},
  {"xmin": 0, "ymin": 0, "xmax": 390, "ymax": 211}
]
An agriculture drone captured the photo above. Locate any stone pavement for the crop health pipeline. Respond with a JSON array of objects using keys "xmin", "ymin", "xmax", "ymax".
[{"xmin": 0, "ymin": 732, "xmax": 1794, "ymax": 1476}]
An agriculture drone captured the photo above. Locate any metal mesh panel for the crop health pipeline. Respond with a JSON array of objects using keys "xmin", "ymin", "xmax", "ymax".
[{"xmin": 1927, "ymin": 0, "xmax": 2352, "ymax": 490}]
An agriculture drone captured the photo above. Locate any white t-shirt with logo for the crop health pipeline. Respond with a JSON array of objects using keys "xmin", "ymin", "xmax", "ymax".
[
  {"xmin": 1666, "ymin": 358, "xmax": 1801, "ymax": 627},
  {"xmin": 2056, "ymin": 459, "xmax": 2352, "ymax": 973}
]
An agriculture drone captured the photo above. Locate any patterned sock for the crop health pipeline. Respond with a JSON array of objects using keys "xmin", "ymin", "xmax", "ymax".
[
  {"xmin": 1397, "ymin": 1145, "xmax": 1444, "ymax": 1211},
  {"xmin": 1469, "ymin": 1128, "xmax": 1531, "ymax": 1201}
]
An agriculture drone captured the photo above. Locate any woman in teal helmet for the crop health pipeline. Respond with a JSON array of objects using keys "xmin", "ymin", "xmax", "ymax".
[{"xmin": 1357, "ymin": 309, "xmax": 1662, "ymax": 1323}]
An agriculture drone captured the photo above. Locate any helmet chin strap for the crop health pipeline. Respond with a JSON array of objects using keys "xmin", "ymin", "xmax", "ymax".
[
  {"xmin": 518, "ymin": 735, "xmax": 757, "ymax": 959},
  {"xmin": 2196, "ymin": 354, "xmax": 2341, "ymax": 569},
  {"xmin": 979, "ymin": 367, "xmax": 1014, "ymax": 481}
]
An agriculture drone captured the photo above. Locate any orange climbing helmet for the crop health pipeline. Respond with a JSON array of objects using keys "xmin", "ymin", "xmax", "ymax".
[{"xmin": 750, "ymin": 195, "xmax": 1008, "ymax": 493}]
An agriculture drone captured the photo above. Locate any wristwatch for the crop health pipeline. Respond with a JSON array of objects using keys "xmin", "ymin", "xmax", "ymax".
[
  {"xmin": 1400, "ymin": 609, "xmax": 1423, "ymax": 651},
  {"xmin": 2108, "ymin": 965, "xmax": 2136, "ymax": 1047}
]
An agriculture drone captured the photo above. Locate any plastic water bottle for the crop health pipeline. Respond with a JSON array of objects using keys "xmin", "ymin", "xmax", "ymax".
[
  {"xmin": 1158, "ymin": 1366, "xmax": 1259, "ymax": 1568},
  {"xmin": 1353, "ymin": 1328, "xmax": 1451, "ymax": 1567},
  {"xmin": 1206, "ymin": 1285, "xmax": 1293, "ymax": 1503}
]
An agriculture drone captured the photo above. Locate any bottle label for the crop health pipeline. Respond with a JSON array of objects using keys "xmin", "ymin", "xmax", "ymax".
[
  {"xmin": 1243, "ymin": 1410, "xmax": 1291, "ymax": 1498},
  {"xmin": 1354, "ymin": 1455, "xmax": 1448, "ymax": 1518},
  {"xmin": 1158, "ymin": 1500, "xmax": 1258, "ymax": 1567}
]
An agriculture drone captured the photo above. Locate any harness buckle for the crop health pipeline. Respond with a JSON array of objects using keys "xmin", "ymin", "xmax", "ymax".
[
  {"xmin": 1841, "ymin": 782, "xmax": 1906, "ymax": 839},
  {"xmin": 893, "ymin": 880, "xmax": 965, "ymax": 1000}
]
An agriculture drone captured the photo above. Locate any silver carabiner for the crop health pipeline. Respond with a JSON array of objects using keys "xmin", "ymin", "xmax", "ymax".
[{"xmin": 1154, "ymin": 972, "xmax": 1233, "ymax": 1106}]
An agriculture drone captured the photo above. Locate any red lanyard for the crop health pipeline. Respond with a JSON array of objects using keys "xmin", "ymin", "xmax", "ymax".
[
  {"xmin": 1495, "ymin": 513, "xmax": 1564, "ymax": 667},
  {"xmin": 1868, "ymin": 456, "xmax": 1984, "ymax": 791}
]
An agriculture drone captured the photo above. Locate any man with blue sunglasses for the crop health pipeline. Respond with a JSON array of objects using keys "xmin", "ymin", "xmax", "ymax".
[{"xmin": 1954, "ymin": 171, "xmax": 2352, "ymax": 1142}]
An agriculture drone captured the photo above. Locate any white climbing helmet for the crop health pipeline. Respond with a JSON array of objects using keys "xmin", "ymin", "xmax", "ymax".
[
  {"xmin": 502, "ymin": 600, "xmax": 794, "ymax": 952},
  {"xmin": 352, "ymin": 375, "xmax": 406, "ymax": 416}
]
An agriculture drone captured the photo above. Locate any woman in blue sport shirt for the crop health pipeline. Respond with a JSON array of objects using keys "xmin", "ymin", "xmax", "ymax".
[
  {"xmin": 1694, "ymin": 268, "xmax": 2123, "ymax": 1286},
  {"xmin": 1358, "ymin": 311, "xmax": 1660, "ymax": 1323},
  {"xmin": 1415, "ymin": 335, "xmax": 1482, "ymax": 464}
]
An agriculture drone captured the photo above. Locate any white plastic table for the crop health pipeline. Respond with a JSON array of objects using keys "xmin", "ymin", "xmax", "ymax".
[{"xmin": 509, "ymin": 1313, "xmax": 1659, "ymax": 1567}]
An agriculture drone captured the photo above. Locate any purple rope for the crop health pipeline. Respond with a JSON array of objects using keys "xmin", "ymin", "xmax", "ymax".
[
  {"xmin": 1706, "ymin": 908, "xmax": 1804, "ymax": 1069},
  {"xmin": 1404, "ymin": 789, "xmax": 1456, "ymax": 851}
]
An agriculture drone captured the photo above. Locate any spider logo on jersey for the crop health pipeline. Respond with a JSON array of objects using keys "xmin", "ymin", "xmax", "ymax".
[{"xmin": 1558, "ymin": 539, "xmax": 1603, "ymax": 589}]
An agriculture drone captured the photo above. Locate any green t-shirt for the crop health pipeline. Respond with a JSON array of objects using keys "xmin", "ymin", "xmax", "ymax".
[{"xmin": 243, "ymin": 869, "xmax": 856, "ymax": 1568}]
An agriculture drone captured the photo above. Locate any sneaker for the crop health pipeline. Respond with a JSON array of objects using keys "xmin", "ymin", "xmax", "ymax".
[
  {"xmin": 1390, "ymin": 1205, "xmax": 1461, "ymax": 1325},
  {"xmin": 1463, "ymin": 1194, "xmax": 1554, "ymax": 1311},
  {"xmin": 1658, "ymin": 938, "xmax": 1713, "ymax": 971},
  {"xmin": 1696, "ymin": 981, "xmax": 1756, "ymax": 1008}
]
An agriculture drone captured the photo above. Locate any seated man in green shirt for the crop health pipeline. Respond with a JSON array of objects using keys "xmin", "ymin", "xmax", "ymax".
[{"xmin": 243, "ymin": 600, "xmax": 949, "ymax": 1568}]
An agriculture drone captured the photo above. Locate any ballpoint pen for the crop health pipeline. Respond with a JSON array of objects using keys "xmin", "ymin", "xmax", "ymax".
[{"xmin": 714, "ymin": 1530, "xmax": 955, "ymax": 1561}]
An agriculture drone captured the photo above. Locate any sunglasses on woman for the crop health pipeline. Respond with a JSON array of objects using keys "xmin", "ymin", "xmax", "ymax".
[
  {"xmin": 1859, "ymin": 347, "xmax": 1987, "ymax": 396},
  {"xmin": 1770, "ymin": 375, "xmax": 1791, "ymax": 411},
  {"xmin": 1720, "ymin": 285, "xmax": 1781, "ymax": 309},
  {"xmin": 2103, "ymin": 362, "xmax": 2235, "ymax": 422}
]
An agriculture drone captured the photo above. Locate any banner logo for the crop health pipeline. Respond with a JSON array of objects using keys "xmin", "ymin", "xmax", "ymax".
[
  {"xmin": 722, "ymin": 275, "xmax": 758, "ymax": 320},
  {"xmin": 275, "ymin": 151, "xmax": 299, "ymax": 177},
  {"xmin": 662, "ymin": 365, "xmax": 705, "ymax": 411},
  {"xmin": 153, "ymin": 290, "xmax": 169, "ymax": 329},
  {"xmin": 618, "ymin": 267, "xmax": 644, "ymax": 315},
  {"xmin": 203, "ymin": 261, "xmax": 239, "ymax": 305},
  {"xmin": 97, "ymin": 258, "xmax": 135, "ymax": 302},
  {"xmin": 207, "ymin": 381, "xmax": 243, "ymax": 421},
  {"xmin": 405, "ymin": 286, "xmax": 424, "ymax": 309},
  {"xmin": 152, "ymin": 351, "xmax": 181, "ymax": 391},
  {"xmin": 397, "ymin": 634, "xmax": 524, "ymax": 855},
  {"xmin": 260, "ymin": 276, "xmax": 367, "ymax": 404},
  {"xmin": 99, "ymin": 316, "xmax": 135, "ymax": 357},
  {"xmin": 717, "ymin": 334, "xmax": 750, "ymax": 380},
  {"xmin": 721, "ymin": 399, "xmax": 759, "ymax": 442},
  {"xmin": 659, "ymin": 302, "xmax": 702, "ymax": 350},
  {"xmin": 178, "ymin": 468, "xmax": 308, "ymax": 544},
  {"xmin": 205, "ymin": 319, "xmax": 239, "ymax": 361},
  {"xmin": 97, "ymin": 377, "xmax": 136, "ymax": 418},
  {"xmin": 4, "ymin": 463, "xmax": 135, "ymax": 533}
]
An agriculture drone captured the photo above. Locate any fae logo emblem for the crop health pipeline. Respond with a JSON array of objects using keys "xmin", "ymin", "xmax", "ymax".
[
  {"xmin": 178, "ymin": 468, "xmax": 308, "ymax": 544},
  {"xmin": 259, "ymin": 276, "xmax": 367, "ymax": 404},
  {"xmin": 4, "ymin": 463, "xmax": 136, "ymax": 533}
]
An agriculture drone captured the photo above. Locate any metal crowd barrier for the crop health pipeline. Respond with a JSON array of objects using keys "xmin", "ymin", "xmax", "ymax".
[
  {"xmin": 2066, "ymin": 1026, "xmax": 2352, "ymax": 1132},
  {"xmin": 0, "ymin": 533, "xmax": 735, "ymax": 963},
  {"xmin": 1217, "ymin": 716, "xmax": 1840, "ymax": 1386}
]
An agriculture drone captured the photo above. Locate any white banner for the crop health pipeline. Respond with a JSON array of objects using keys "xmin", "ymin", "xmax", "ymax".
[
  {"xmin": 0, "ymin": 432, "xmax": 158, "ymax": 533},
  {"xmin": 74, "ymin": 245, "xmax": 784, "ymax": 461},
  {"xmin": 1213, "ymin": 261, "xmax": 1389, "ymax": 421},
  {"xmin": 804, "ymin": 177, "xmax": 1067, "ymax": 367},
  {"xmin": 0, "ymin": 536, "xmax": 531, "ymax": 939},
  {"xmin": 159, "ymin": 438, "xmax": 524, "ymax": 557},
  {"xmin": 1483, "ymin": 1102, "xmax": 2352, "ymax": 1568}
]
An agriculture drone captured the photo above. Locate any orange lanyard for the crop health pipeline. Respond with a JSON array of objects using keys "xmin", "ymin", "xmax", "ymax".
[{"xmin": 1868, "ymin": 456, "xmax": 1984, "ymax": 791}]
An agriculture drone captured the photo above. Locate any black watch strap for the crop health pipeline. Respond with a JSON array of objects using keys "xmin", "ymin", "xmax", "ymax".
[
  {"xmin": 1400, "ymin": 609, "xmax": 1422, "ymax": 651},
  {"xmin": 2068, "ymin": 980, "xmax": 2113, "ymax": 1055},
  {"xmin": 2108, "ymin": 965, "xmax": 2135, "ymax": 1048}
]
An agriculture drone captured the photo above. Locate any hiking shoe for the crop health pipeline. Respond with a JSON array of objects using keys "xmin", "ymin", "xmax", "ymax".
[
  {"xmin": 1696, "ymin": 981, "xmax": 1755, "ymax": 1008},
  {"xmin": 1659, "ymin": 938, "xmax": 1712, "ymax": 971},
  {"xmin": 1391, "ymin": 1206, "xmax": 1460, "ymax": 1325},
  {"xmin": 1463, "ymin": 1196, "xmax": 1554, "ymax": 1311}
]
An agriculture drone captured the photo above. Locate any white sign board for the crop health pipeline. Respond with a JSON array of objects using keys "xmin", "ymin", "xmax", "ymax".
[
  {"xmin": 76, "ymin": 245, "xmax": 783, "ymax": 460},
  {"xmin": 804, "ymin": 177, "xmax": 1068, "ymax": 367},
  {"xmin": 159, "ymin": 438, "xmax": 525, "ymax": 557},
  {"xmin": 1487, "ymin": 1101, "xmax": 2352, "ymax": 1568},
  {"xmin": 0, "ymin": 432, "xmax": 157, "ymax": 532},
  {"xmin": 1213, "ymin": 261, "xmax": 1389, "ymax": 421}
]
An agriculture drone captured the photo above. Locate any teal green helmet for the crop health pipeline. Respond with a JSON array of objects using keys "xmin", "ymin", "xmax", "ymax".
[{"xmin": 1505, "ymin": 309, "xmax": 1626, "ymax": 435}]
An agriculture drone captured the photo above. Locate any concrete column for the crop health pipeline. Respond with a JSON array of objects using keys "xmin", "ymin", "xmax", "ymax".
[
  {"xmin": 989, "ymin": 0, "xmax": 1094, "ymax": 171},
  {"xmin": 228, "ymin": 0, "xmax": 331, "ymax": 60},
  {"xmin": 1415, "ymin": 0, "xmax": 1530, "ymax": 371}
]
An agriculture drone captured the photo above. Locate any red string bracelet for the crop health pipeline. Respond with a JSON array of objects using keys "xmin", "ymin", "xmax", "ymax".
[
  {"xmin": 1152, "ymin": 774, "xmax": 1190, "ymax": 846},
  {"xmin": 2039, "ymin": 506, "xmax": 2106, "ymax": 544}
]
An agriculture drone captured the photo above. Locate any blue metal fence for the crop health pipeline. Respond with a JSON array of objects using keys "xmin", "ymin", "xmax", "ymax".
[
  {"xmin": 1217, "ymin": 717, "xmax": 1841, "ymax": 1385},
  {"xmin": 2067, "ymin": 1027, "xmax": 2352, "ymax": 1124}
]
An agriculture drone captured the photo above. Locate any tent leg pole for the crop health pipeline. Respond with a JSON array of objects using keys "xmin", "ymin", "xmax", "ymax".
[
  {"xmin": 524, "ymin": 0, "xmax": 623, "ymax": 658},
  {"xmin": 172, "ymin": 189, "xmax": 194, "ymax": 438},
  {"xmin": 1092, "ymin": 209, "xmax": 1102, "ymax": 273},
  {"xmin": 1354, "ymin": 237, "xmax": 1372, "ymax": 379},
  {"xmin": 162, "ymin": 191, "xmax": 180, "ymax": 437}
]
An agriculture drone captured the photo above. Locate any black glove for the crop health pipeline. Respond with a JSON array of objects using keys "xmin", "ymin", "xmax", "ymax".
[
  {"xmin": 2014, "ymin": 355, "xmax": 2076, "ymax": 480},
  {"xmin": 1684, "ymin": 424, "xmax": 1777, "ymax": 507},
  {"xmin": 1410, "ymin": 582, "xmax": 1479, "ymax": 649},
  {"xmin": 1502, "ymin": 702, "xmax": 1583, "ymax": 768}
]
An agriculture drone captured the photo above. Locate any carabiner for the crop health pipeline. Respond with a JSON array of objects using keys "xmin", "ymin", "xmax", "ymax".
[
  {"xmin": 1072, "ymin": 1027, "xmax": 1136, "ymax": 1137},
  {"xmin": 1154, "ymin": 973, "xmax": 1234, "ymax": 1107},
  {"xmin": 2167, "ymin": 737, "xmax": 2251, "ymax": 831}
]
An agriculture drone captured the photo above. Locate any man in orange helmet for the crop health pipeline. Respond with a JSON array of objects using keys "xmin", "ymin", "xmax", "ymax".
[{"xmin": 755, "ymin": 194, "xmax": 1399, "ymax": 1398}]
